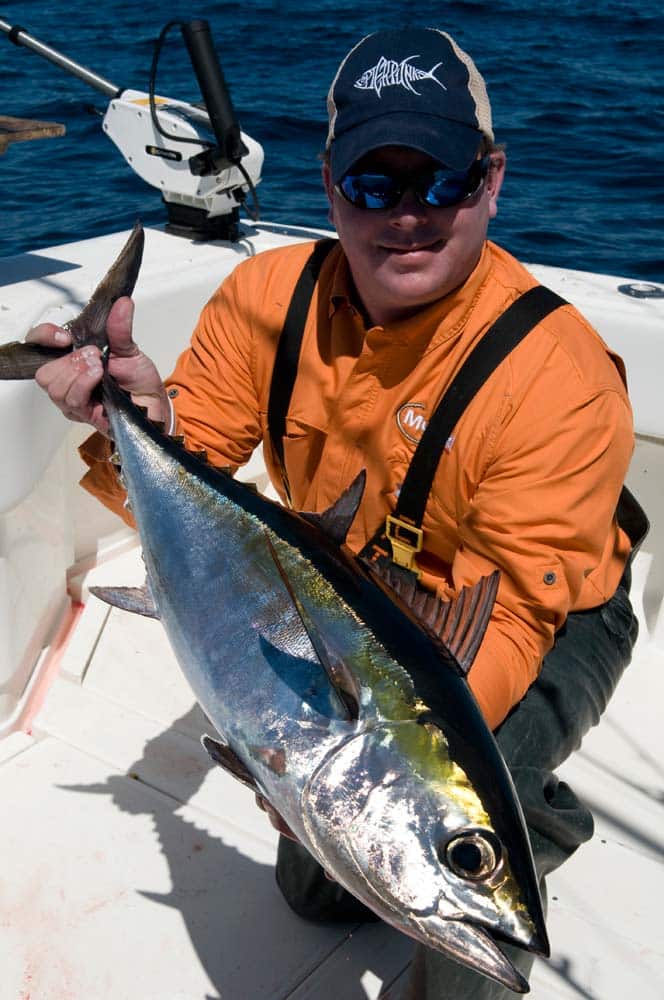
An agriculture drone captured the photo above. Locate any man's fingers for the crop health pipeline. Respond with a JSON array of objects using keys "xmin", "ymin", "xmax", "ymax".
[
  {"xmin": 24, "ymin": 298, "xmax": 134, "ymax": 355},
  {"xmin": 26, "ymin": 297, "xmax": 160, "ymax": 434},
  {"xmin": 106, "ymin": 296, "xmax": 138, "ymax": 357},
  {"xmin": 35, "ymin": 347, "xmax": 104, "ymax": 423},
  {"xmin": 35, "ymin": 346, "xmax": 103, "ymax": 391},
  {"xmin": 25, "ymin": 322, "xmax": 72, "ymax": 348}
]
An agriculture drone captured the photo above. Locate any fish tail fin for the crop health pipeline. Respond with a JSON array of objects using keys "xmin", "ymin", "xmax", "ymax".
[
  {"xmin": 66, "ymin": 221, "xmax": 144, "ymax": 352},
  {"xmin": 0, "ymin": 222, "xmax": 144, "ymax": 380}
]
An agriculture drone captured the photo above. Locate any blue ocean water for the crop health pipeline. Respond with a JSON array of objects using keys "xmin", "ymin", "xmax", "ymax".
[{"xmin": 2, "ymin": 0, "xmax": 662, "ymax": 280}]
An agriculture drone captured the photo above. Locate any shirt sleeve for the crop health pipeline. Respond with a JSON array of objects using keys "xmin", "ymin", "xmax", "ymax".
[
  {"xmin": 457, "ymin": 377, "xmax": 634, "ymax": 730},
  {"xmin": 78, "ymin": 258, "xmax": 267, "ymax": 513},
  {"xmin": 165, "ymin": 262, "xmax": 264, "ymax": 470}
]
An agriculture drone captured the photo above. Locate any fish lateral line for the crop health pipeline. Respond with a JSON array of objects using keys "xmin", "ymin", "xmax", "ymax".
[{"xmin": 106, "ymin": 372, "xmax": 373, "ymax": 612}]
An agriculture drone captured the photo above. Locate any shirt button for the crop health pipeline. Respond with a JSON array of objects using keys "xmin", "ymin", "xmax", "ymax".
[
  {"xmin": 167, "ymin": 387, "xmax": 179, "ymax": 398},
  {"xmin": 543, "ymin": 571, "xmax": 557, "ymax": 585}
]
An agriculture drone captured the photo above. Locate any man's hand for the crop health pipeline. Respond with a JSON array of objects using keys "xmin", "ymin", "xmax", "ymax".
[{"xmin": 27, "ymin": 296, "xmax": 169, "ymax": 436}]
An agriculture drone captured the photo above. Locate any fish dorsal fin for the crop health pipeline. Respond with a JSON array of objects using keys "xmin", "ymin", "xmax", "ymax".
[
  {"xmin": 90, "ymin": 582, "xmax": 160, "ymax": 620},
  {"xmin": 300, "ymin": 470, "xmax": 366, "ymax": 546},
  {"xmin": 264, "ymin": 533, "xmax": 361, "ymax": 720},
  {"xmin": 371, "ymin": 566, "xmax": 500, "ymax": 675},
  {"xmin": 201, "ymin": 735, "xmax": 258, "ymax": 790}
]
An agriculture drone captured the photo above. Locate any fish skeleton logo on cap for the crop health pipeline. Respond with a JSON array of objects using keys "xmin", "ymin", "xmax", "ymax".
[{"xmin": 354, "ymin": 55, "xmax": 447, "ymax": 98}]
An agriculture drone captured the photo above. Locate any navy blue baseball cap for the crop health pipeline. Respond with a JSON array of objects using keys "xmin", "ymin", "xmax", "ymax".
[{"xmin": 326, "ymin": 28, "xmax": 494, "ymax": 185}]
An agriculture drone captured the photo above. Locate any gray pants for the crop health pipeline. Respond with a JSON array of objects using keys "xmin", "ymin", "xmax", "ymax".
[{"xmin": 275, "ymin": 574, "xmax": 638, "ymax": 998}]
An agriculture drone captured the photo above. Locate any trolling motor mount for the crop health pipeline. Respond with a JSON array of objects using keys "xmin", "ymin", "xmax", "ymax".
[{"xmin": 1, "ymin": 16, "xmax": 264, "ymax": 241}]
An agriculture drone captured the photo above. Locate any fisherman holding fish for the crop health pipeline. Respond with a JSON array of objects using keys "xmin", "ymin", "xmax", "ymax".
[{"xmin": 20, "ymin": 26, "xmax": 645, "ymax": 1000}]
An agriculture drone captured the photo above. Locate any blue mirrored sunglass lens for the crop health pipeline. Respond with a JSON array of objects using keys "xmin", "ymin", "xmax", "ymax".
[
  {"xmin": 423, "ymin": 159, "xmax": 489, "ymax": 206},
  {"xmin": 423, "ymin": 173, "xmax": 469, "ymax": 206},
  {"xmin": 339, "ymin": 174, "xmax": 401, "ymax": 209}
]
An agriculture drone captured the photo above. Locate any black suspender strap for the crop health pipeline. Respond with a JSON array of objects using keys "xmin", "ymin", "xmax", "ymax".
[
  {"xmin": 267, "ymin": 238, "xmax": 337, "ymax": 498},
  {"xmin": 397, "ymin": 286, "xmax": 566, "ymax": 527},
  {"xmin": 363, "ymin": 285, "xmax": 568, "ymax": 573}
]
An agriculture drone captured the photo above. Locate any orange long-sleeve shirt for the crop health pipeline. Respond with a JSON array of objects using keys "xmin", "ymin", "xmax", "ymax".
[{"xmin": 80, "ymin": 238, "xmax": 634, "ymax": 728}]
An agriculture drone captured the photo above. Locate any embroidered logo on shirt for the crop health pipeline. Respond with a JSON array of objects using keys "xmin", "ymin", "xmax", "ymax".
[
  {"xmin": 396, "ymin": 402, "xmax": 428, "ymax": 443},
  {"xmin": 354, "ymin": 56, "xmax": 447, "ymax": 98}
]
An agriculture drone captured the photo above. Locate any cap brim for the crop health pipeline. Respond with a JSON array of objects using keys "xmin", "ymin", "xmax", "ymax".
[{"xmin": 329, "ymin": 113, "xmax": 484, "ymax": 184}]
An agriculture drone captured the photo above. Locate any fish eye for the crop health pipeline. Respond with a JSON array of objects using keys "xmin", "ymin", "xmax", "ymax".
[{"xmin": 441, "ymin": 829, "xmax": 503, "ymax": 881}]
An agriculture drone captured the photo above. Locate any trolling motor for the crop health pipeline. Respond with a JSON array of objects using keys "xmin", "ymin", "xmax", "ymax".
[{"xmin": 0, "ymin": 17, "xmax": 263, "ymax": 240}]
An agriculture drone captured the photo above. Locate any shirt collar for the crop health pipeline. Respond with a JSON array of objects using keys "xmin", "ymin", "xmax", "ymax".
[
  {"xmin": 326, "ymin": 240, "xmax": 494, "ymax": 338},
  {"xmin": 329, "ymin": 250, "xmax": 358, "ymax": 318}
]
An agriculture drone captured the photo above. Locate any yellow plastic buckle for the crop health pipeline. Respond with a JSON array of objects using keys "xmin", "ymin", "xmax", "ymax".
[{"xmin": 385, "ymin": 515, "xmax": 423, "ymax": 577}]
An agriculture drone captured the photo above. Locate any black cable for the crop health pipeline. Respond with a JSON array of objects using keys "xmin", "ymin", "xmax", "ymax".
[
  {"xmin": 236, "ymin": 159, "xmax": 260, "ymax": 221},
  {"xmin": 149, "ymin": 20, "xmax": 213, "ymax": 147},
  {"xmin": 148, "ymin": 19, "xmax": 259, "ymax": 220}
]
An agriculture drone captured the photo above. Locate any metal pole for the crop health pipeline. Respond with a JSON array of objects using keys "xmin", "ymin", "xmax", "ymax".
[{"xmin": 0, "ymin": 19, "xmax": 120, "ymax": 98}]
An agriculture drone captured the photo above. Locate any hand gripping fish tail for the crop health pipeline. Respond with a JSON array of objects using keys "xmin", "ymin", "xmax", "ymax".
[
  {"xmin": 3, "ymin": 230, "xmax": 548, "ymax": 993},
  {"xmin": 0, "ymin": 222, "xmax": 144, "ymax": 380}
]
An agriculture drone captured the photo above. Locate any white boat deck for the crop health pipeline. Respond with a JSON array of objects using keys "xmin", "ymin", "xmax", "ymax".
[{"xmin": 2, "ymin": 542, "xmax": 663, "ymax": 1000}]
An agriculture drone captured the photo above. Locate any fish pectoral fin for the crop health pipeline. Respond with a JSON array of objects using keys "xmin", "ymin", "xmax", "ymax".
[
  {"xmin": 264, "ymin": 533, "xmax": 361, "ymax": 720},
  {"xmin": 327, "ymin": 658, "xmax": 361, "ymax": 720},
  {"xmin": 89, "ymin": 583, "xmax": 160, "ymax": 620},
  {"xmin": 300, "ymin": 470, "xmax": 366, "ymax": 546},
  {"xmin": 201, "ymin": 734, "xmax": 259, "ymax": 790},
  {"xmin": 370, "ymin": 566, "xmax": 500, "ymax": 675}
]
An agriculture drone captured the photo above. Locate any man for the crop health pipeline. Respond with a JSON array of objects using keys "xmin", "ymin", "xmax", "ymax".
[{"xmin": 27, "ymin": 27, "xmax": 641, "ymax": 999}]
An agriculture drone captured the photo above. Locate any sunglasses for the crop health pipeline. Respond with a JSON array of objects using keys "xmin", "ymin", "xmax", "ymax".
[{"xmin": 336, "ymin": 154, "xmax": 491, "ymax": 211}]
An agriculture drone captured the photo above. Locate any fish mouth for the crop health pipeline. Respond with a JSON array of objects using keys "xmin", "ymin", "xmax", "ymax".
[
  {"xmin": 411, "ymin": 912, "xmax": 538, "ymax": 994},
  {"xmin": 335, "ymin": 826, "xmax": 547, "ymax": 993}
]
